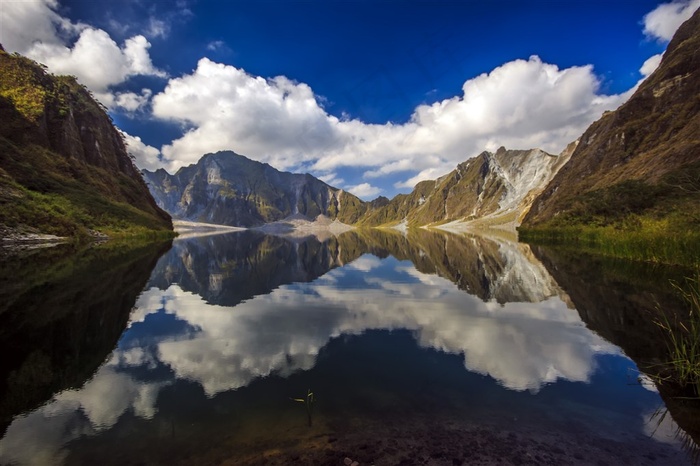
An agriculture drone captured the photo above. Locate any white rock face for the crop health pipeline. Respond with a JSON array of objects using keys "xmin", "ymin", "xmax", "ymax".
[{"xmin": 486, "ymin": 145, "xmax": 574, "ymax": 224}]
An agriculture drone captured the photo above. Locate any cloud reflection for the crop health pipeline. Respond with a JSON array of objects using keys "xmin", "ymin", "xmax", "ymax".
[
  {"xmin": 0, "ymin": 235, "xmax": 621, "ymax": 465},
  {"xmin": 0, "ymin": 354, "xmax": 170, "ymax": 466},
  {"xmin": 132, "ymin": 258, "xmax": 617, "ymax": 397}
]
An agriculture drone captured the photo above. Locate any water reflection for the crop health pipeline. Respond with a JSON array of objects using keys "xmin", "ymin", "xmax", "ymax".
[
  {"xmin": 0, "ymin": 230, "xmax": 692, "ymax": 465},
  {"xmin": 0, "ymin": 241, "xmax": 170, "ymax": 433},
  {"xmin": 530, "ymin": 245, "xmax": 700, "ymax": 454}
]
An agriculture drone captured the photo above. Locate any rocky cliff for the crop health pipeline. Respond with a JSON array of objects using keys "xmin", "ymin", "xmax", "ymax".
[
  {"xmin": 143, "ymin": 151, "xmax": 368, "ymax": 227},
  {"xmin": 145, "ymin": 145, "xmax": 571, "ymax": 229},
  {"xmin": 0, "ymin": 48, "xmax": 172, "ymax": 237},
  {"xmin": 358, "ymin": 146, "xmax": 572, "ymax": 227},
  {"xmin": 522, "ymin": 8, "xmax": 700, "ymax": 230}
]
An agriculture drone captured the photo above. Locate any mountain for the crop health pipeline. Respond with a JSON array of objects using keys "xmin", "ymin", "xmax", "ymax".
[
  {"xmin": 142, "ymin": 151, "xmax": 367, "ymax": 227},
  {"xmin": 0, "ymin": 46, "xmax": 172, "ymax": 238},
  {"xmin": 357, "ymin": 146, "xmax": 572, "ymax": 227},
  {"xmin": 145, "ymin": 145, "xmax": 571, "ymax": 229},
  {"xmin": 521, "ymin": 9, "xmax": 700, "ymax": 232}
]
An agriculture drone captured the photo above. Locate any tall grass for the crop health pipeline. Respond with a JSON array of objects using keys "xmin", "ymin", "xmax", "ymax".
[
  {"xmin": 519, "ymin": 225, "xmax": 700, "ymax": 268},
  {"xmin": 655, "ymin": 274, "xmax": 700, "ymax": 398}
]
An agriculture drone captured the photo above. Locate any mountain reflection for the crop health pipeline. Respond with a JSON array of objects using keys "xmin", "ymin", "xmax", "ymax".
[
  {"xmin": 148, "ymin": 228, "xmax": 569, "ymax": 307},
  {"xmin": 147, "ymin": 230, "xmax": 349, "ymax": 306},
  {"xmin": 8, "ymin": 229, "xmax": 667, "ymax": 465}
]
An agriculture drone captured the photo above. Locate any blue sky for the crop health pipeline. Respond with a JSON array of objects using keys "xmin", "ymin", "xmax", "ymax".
[{"xmin": 2, "ymin": 0, "xmax": 698, "ymax": 199}]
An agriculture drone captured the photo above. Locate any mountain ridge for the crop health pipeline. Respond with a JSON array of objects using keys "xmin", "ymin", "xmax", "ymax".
[
  {"xmin": 521, "ymin": 8, "xmax": 700, "ymax": 233},
  {"xmin": 142, "ymin": 151, "xmax": 369, "ymax": 227},
  {"xmin": 0, "ymin": 47, "xmax": 173, "ymax": 238},
  {"xmin": 144, "ymin": 145, "xmax": 572, "ymax": 229}
]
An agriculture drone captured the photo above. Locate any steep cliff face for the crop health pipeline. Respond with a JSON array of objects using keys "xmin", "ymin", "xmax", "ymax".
[
  {"xmin": 522, "ymin": 9, "xmax": 700, "ymax": 229},
  {"xmin": 0, "ymin": 48, "xmax": 172, "ymax": 236},
  {"xmin": 358, "ymin": 147, "xmax": 570, "ymax": 227},
  {"xmin": 143, "ymin": 151, "xmax": 367, "ymax": 227},
  {"xmin": 146, "ymin": 145, "xmax": 569, "ymax": 229}
]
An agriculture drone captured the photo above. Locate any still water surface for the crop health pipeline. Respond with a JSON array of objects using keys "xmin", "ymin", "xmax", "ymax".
[{"xmin": 0, "ymin": 229, "xmax": 696, "ymax": 465}]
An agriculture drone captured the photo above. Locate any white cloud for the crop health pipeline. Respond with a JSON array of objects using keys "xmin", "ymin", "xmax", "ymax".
[
  {"xmin": 395, "ymin": 164, "xmax": 458, "ymax": 189},
  {"xmin": 146, "ymin": 17, "xmax": 169, "ymax": 38},
  {"xmin": 206, "ymin": 40, "xmax": 225, "ymax": 51},
  {"xmin": 151, "ymin": 56, "xmax": 627, "ymax": 187},
  {"xmin": 363, "ymin": 157, "xmax": 437, "ymax": 179},
  {"xmin": 347, "ymin": 254, "xmax": 383, "ymax": 272},
  {"xmin": 640, "ymin": 53, "xmax": 664, "ymax": 77},
  {"xmin": 0, "ymin": 1, "xmax": 656, "ymax": 188},
  {"xmin": 152, "ymin": 59, "xmax": 339, "ymax": 170},
  {"xmin": 0, "ymin": 357, "xmax": 169, "ymax": 466},
  {"xmin": 643, "ymin": 0, "xmax": 700, "ymax": 41},
  {"xmin": 123, "ymin": 132, "xmax": 162, "ymax": 171},
  {"xmin": 346, "ymin": 182, "xmax": 382, "ymax": 199},
  {"xmin": 0, "ymin": 0, "xmax": 166, "ymax": 106},
  {"xmin": 114, "ymin": 88, "xmax": 153, "ymax": 113},
  {"xmin": 318, "ymin": 172, "xmax": 344, "ymax": 187},
  {"xmin": 0, "ymin": 0, "xmax": 81, "ymax": 52}
]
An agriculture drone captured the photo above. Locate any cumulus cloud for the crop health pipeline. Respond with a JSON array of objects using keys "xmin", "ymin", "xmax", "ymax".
[
  {"xmin": 0, "ymin": 0, "xmax": 80, "ymax": 52},
  {"xmin": 0, "ymin": 0, "xmax": 166, "ymax": 107},
  {"xmin": 643, "ymin": 0, "xmax": 700, "ymax": 41},
  {"xmin": 151, "ymin": 55, "xmax": 627, "ymax": 188},
  {"xmin": 114, "ymin": 88, "xmax": 153, "ymax": 113},
  {"xmin": 27, "ymin": 31, "xmax": 166, "ymax": 93},
  {"xmin": 346, "ymin": 182, "xmax": 382, "ymax": 199},
  {"xmin": 109, "ymin": 234, "xmax": 616, "ymax": 396},
  {"xmin": 640, "ymin": 53, "xmax": 664, "ymax": 77},
  {"xmin": 123, "ymin": 250, "xmax": 616, "ymax": 396},
  {"xmin": 123, "ymin": 132, "xmax": 163, "ymax": 171},
  {"xmin": 152, "ymin": 58, "xmax": 339, "ymax": 170},
  {"xmin": 0, "ymin": 357, "xmax": 169, "ymax": 466},
  {"xmin": 318, "ymin": 172, "xmax": 345, "ymax": 187}
]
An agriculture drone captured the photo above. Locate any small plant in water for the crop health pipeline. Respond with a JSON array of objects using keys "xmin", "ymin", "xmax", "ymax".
[
  {"xmin": 291, "ymin": 388, "xmax": 315, "ymax": 426},
  {"xmin": 655, "ymin": 274, "xmax": 700, "ymax": 398}
]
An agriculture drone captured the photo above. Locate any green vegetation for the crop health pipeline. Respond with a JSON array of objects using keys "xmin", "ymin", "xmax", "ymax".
[
  {"xmin": 519, "ymin": 170, "xmax": 700, "ymax": 267},
  {"xmin": 0, "ymin": 143, "xmax": 173, "ymax": 239},
  {"xmin": 0, "ymin": 47, "xmax": 173, "ymax": 240},
  {"xmin": 654, "ymin": 275, "xmax": 700, "ymax": 398}
]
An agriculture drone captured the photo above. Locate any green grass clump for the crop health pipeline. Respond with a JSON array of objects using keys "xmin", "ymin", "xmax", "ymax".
[{"xmin": 655, "ymin": 274, "xmax": 700, "ymax": 398}]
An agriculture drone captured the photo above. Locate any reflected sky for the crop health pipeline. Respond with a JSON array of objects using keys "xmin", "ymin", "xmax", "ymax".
[{"xmin": 0, "ymin": 231, "xmax": 689, "ymax": 465}]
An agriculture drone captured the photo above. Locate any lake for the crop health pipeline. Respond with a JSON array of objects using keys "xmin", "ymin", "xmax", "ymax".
[{"xmin": 0, "ymin": 229, "xmax": 697, "ymax": 465}]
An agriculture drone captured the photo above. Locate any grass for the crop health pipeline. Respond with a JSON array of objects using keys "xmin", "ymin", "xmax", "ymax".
[
  {"xmin": 654, "ymin": 274, "xmax": 700, "ymax": 398},
  {"xmin": 519, "ymin": 172, "xmax": 700, "ymax": 267},
  {"xmin": 0, "ymin": 172, "xmax": 175, "ymax": 239},
  {"xmin": 520, "ymin": 223, "xmax": 700, "ymax": 268}
]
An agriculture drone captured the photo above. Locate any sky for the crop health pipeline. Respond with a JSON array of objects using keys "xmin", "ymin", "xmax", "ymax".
[{"xmin": 1, "ymin": 0, "xmax": 698, "ymax": 200}]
